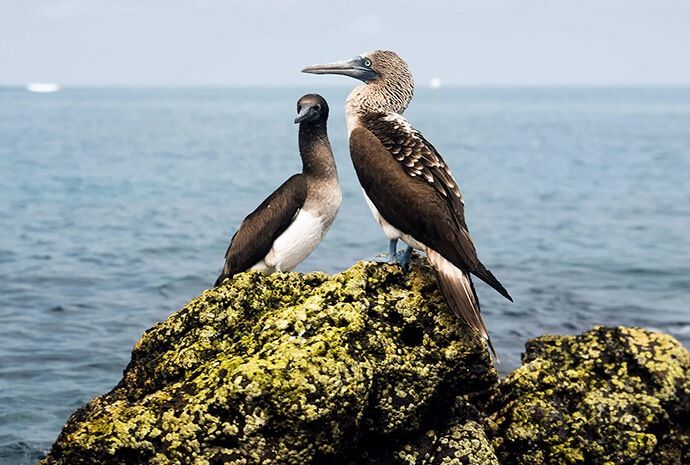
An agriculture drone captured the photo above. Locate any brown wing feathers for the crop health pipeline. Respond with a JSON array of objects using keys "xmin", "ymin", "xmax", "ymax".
[
  {"xmin": 215, "ymin": 174, "xmax": 307, "ymax": 286},
  {"xmin": 350, "ymin": 120, "xmax": 510, "ymax": 359},
  {"xmin": 357, "ymin": 116, "xmax": 512, "ymax": 302},
  {"xmin": 364, "ymin": 113, "xmax": 463, "ymax": 207}
]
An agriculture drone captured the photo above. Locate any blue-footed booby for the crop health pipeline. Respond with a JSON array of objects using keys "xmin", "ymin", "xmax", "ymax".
[
  {"xmin": 302, "ymin": 51, "xmax": 511, "ymax": 358},
  {"xmin": 215, "ymin": 94, "xmax": 341, "ymax": 286}
]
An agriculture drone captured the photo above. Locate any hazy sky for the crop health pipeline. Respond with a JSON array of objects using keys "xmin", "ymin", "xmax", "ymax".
[{"xmin": 2, "ymin": 0, "xmax": 689, "ymax": 86}]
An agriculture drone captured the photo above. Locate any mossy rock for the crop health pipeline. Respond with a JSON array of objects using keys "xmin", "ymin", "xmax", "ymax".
[
  {"xmin": 39, "ymin": 257, "xmax": 690, "ymax": 465},
  {"xmin": 40, "ymin": 259, "xmax": 497, "ymax": 465},
  {"xmin": 485, "ymin": 326, "xmax": 690, "ymax": 465},
  {"xmin": 350, "ymin": 398, "xmax": 500, "ymax": 465}
]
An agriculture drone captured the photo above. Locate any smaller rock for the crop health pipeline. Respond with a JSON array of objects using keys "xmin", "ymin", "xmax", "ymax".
[{"xmin": 485, "ymin": 326, "xmax": 690, "ymax": 465}]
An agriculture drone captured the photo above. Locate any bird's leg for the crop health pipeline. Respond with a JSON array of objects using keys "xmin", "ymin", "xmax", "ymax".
[
  {"xmin": 388, "ymin": 239, "xmax": 398, "ymax": 263},
  {"xmin": 395, "ymin": 246, "xmax": 413, "ymax": 271},
  {"xmin": 387, "ymin": 239, "xmax": 412, "ymax": 271}
]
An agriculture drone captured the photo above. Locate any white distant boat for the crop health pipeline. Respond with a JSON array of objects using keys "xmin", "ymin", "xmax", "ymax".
[
  {"xmin": 429, "ymin": 78, "xmax": 442, "ymax": 89},
  {"xmin": 26, "ymin": 83, "xmax": 60, "ymax": 93}
]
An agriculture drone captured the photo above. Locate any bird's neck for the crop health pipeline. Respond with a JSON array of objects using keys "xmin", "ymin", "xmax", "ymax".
[
  {"xmin": 299, "ymin": 122, "xmax": 337, "ymax": 178},
  {"xmin": 346, "ymin": 79, "xmax": 414, "ymax": 131}
]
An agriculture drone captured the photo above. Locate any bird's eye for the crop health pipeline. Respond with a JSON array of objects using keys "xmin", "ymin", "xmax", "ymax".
[
  {"xmin": 314, "ymin": 104, "xmax": 321, "ymax": 111},
  {"xmin": 364, "ymin": 59, "xmax": 372, "ymax": 67}
]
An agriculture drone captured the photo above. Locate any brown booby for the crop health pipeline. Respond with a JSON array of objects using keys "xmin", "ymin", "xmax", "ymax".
[
  {"xmin": 215, "ymin": 94, "xmax": 341, "ymax": 286},
  {"xmin": 302, "ymin": 51, "xmax": 511, "ymax": 358}
]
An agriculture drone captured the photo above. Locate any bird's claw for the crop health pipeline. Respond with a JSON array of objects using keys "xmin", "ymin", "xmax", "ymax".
[
  {"xmin": 384, "ymin": 240, "xmax": 412, "ymax": 271},
  {"xmin": 390, "ymin": 246, "xmax": 413, "ymax": 272}
]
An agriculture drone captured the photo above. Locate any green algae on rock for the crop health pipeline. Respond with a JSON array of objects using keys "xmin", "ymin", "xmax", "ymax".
[
  {"xmin": 38, "ymin": 257, "xmax": 690, "ymax": 465},
  {"xmin": 349, "ymin": 398, "xmax": 500, "ymax": 465},
  {"xmin": 357, "ymin": 420, "xmax": 499, "ymax": 465},
  {"xmin": 40, "ymin": 259, "xmax": 497, "ymax": 465},
  {"xmin": 485, "ymin": 326, "xmax": 690, "ymax": 465}
]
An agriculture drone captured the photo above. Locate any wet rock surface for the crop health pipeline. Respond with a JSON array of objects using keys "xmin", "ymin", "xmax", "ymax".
[{"xmin": 40, "ymin": 260, "xmax": 690, "ymax": 465}]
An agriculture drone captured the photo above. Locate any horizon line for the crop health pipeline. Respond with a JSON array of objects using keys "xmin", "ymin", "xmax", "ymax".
[{"xmin": 3, "ymin": 83, "xmax": 690, "ymax": 90}]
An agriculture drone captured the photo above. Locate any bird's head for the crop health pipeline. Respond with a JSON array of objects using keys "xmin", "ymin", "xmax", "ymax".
[
  {"xmin": 302, "ymin": 50, "xmax": 414, "ymax": 114},
  {"xmin": 302, "ymin": 50, "xmax": 411, "ymax": 85},
  {"xmin": 294, "ymin": 94, "xmax": 329, "ymax": 124}
]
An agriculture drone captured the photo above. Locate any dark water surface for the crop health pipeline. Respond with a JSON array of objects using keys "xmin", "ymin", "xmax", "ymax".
[{"xmin": 1, "ymin": 87, "xmax": 689, "ymax": 463}]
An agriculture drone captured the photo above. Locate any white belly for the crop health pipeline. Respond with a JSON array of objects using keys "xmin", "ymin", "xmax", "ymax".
[
  {"xmin": 264, "ymin": 209, "xmax": 325, "ymax": 272},
  {"xmin": 362, "ymin": 189, "xmax": 426, "ymax": 251},
  {"xmin": 249, "ymin": 260, "xmax": 273, "ymax": 273}
]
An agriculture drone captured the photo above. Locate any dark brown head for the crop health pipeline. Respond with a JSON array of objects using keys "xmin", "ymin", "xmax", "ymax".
[{"xmin": 294, "ymin": 94, "xmax": 329, "ymax": 124}]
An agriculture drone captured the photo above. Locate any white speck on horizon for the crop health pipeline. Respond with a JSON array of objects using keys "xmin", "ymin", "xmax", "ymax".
[{"xmin": 26, "ymin": 83, "xmax": 60, "ymax": 93}]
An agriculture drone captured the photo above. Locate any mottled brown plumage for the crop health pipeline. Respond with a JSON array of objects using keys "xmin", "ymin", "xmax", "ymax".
[
  {"xmin": 361, "ymin": 113, "xmax": 463, "ymax": 206},
  {"xmin": 303, "ymin": 51, "xmax": 510, "ymax": 359},
  {"xmin": 349, "ymin": 125, "xmax": 511, "ymax": 302}
]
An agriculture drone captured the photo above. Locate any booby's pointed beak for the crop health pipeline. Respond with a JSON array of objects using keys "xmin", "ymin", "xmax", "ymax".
[
  {"xmin": 301, "ymin": 56, "xmax": 378, "ymax": 82},
  {"xmin": 294, "ymin": 104, "xmax": 318, "ymax": 124}
]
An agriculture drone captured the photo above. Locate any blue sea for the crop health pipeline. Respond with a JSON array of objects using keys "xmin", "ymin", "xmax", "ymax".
[{"xmin": 1, "ymin": 87, "xmax": 689, "ymax": 464}]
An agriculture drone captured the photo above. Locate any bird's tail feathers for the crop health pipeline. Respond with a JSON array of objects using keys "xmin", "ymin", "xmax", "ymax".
[
  {"xmin": 427, "ymin": 248, "xmax": 499, "ymax": 362},
  {"xmin": 472, "ymin": 261, "xmax": 513, "ymax": 303}
]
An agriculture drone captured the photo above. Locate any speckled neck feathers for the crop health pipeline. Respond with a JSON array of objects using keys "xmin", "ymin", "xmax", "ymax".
[
  {"xmin": 346, "ymin": 53, "xmax": 414, "ymax": 131},
  {"xmin": 347, "ymin": 79, "xmax": 414, "ymax": 115}
]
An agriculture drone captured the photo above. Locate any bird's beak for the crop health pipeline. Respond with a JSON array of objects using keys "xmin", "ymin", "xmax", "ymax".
[
  {"xmin": 294, "ymin": 105, "xmax": 317, "ymax": 124},
  {"xmin": 301, "ymin": 56, "xmax": 377, "ymax": 82}
]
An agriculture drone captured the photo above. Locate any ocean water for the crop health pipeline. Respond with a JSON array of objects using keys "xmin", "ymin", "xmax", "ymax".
[{"xmin": 1, "ymin": 86, "xmax": 689, "ymax": 464}]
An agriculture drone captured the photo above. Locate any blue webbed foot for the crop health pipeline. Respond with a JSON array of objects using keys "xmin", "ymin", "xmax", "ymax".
[
  {"xmin": 387, "ymin": 239, "xmax": 412, "ymax": 271},
  {"xmin": 395, "ymin": 246, "xmax": 413, "ymax": 271}
]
